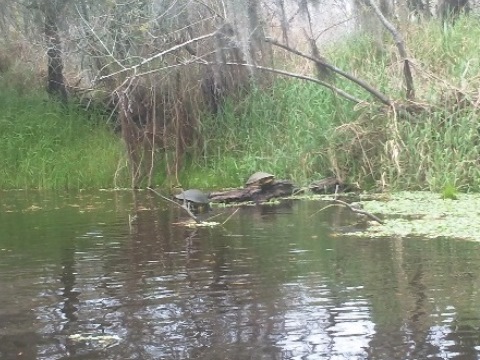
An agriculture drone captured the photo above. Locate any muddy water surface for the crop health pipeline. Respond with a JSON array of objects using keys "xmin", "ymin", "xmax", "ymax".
[{"xmin": 1, "ymin": 190, "xmax": 480, "ymax": 359}]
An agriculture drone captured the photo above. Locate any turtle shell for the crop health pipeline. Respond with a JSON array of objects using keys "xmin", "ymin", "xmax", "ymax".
[
  {"xmin": 174, "ymin": 189, "xmax": 209, "ymax": 204},
  {"xmin": 246, "ymin": 172, "xmax": 275, "ymax": 187}
]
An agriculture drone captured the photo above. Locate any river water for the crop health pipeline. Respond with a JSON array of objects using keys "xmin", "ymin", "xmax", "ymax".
[{"xmin": 1, "ymin": 190, "xmax": 480, "ymax": 360}]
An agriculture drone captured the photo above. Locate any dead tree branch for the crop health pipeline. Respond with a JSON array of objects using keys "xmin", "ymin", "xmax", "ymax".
[
  {"xmin": 148, "ymin": 187, "xmax": 201, "ymax": 224},
  {"xmin": 266, "ymin": 37, "xmax": 392, "ymax": 106},
  {"xmin": 197, "ymin": 60, "xmax": 365, "ymax": 104},
  {"xmin": 333, "ymin": 198, "xmax": 384, "ymax": 224},
  {"xmin": 364, "ymin": 0, "xmax": 415, "ymax": 100},
  {"xmin": 94, "ymin": 31, "xmax": 218, "ymax": 83}
]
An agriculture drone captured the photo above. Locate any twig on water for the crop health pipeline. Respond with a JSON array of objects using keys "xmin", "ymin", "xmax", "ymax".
[
  {"xmin": 332, "ymin": 198, "xmax": 384, "ymax": 225},
  {"xmin": 221, "ymin": 208, "xmax": 239, "ymax": 226},
  {"xmin": 147, "ymin": 187, "xmax": 201, "ymax": 223},
  {"xmin": 310, "ymin": 185, "xmax": 384, "ymax": 225}
]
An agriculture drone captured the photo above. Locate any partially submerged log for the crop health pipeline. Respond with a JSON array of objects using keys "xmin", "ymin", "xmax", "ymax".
[{"xmin": 209, "ymin": 180, "xmax": 296, "ymax": 204}]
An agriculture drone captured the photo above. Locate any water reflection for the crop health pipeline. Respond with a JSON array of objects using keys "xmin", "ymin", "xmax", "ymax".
[
  {"xmin": 275, "ymin": 281, "xmax": 375, "ymax": 359},
  {"xmin": 1, "ymin": 191, "xmax": 480, "ymax": 359}
]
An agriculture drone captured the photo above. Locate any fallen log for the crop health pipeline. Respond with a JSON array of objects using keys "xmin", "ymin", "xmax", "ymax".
[{"xmin": 209, "ymin": 180, "xmax": 296, "ymax": 204}]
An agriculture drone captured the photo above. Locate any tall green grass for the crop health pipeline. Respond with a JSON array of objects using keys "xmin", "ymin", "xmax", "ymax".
[
  {"xmin": 2, "ymin": 16, "xmax": 480, "ymax": 191},
  {"xmin": 176, "ymin": 81, "xmax": 357, "ymax": 188},
  {"xmin": 0, "ymin": 77, "xmax": 128, "ymax": 189},
  {"xmin": 395, "ymin": 106, "xmax": 480, "ymax": 191},
  {"xmin": 179, "ymin": 16, "xmax": 480, "ymax": 191},
  {"xmin": 326, "ymin": 17, "xmax": 480, "ymax": 191}
]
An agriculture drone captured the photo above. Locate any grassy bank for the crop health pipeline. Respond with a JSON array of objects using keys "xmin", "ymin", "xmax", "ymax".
[
  {"xmin": 179, "ymin": 82, "xmax": 354, "ymax": 188},
  {"xmin": 184, "ymin": 17, "xmax": 480, "ymax": 191},
  {"xmin": 0, "ymin": 74, "xmax": 127, "ymax": 189},
  {"xmin": 1, "ymin": 17, "xmax": 480, "ymax": 191}
]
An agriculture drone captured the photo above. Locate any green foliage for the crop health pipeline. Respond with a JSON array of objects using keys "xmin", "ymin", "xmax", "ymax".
[
  {"xmin": 0, "ymin": 84, "xmax": 127, "ymax": 189},
  {"xmin": 308, "ymin": 16, "xmax": 480, "ymax": 192},
  {"xmin": 441, "ymin": 183, "xmax": 458, "ymax": 200},
  {"xmin": 2, "ymin": 17, "xmax": 480, "ymax": 191},
  {"xmin": 183, "ymin": 81, "xmax": 356, "ymax": 188},
  {"xmin": 396, "ymin": 109, "xmax": 480, "ymax": 191},
  {"xmin": 181, "ymin": 17, "xmax": 480, "ymax": 191}
]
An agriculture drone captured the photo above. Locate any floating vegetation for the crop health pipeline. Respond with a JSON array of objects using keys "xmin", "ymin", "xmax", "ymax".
[
  {"xmin": 349, "ymin": 192, "xmax": 480, "ymax": 241},
  {"xmin": 441, "ymin": 183, "xmax": 459, "ymax": 200}
]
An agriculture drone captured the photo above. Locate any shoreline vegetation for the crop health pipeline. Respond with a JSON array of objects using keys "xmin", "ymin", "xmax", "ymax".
[{"xmin": 1, "ymin": 16, "xmax": 479, "ymax": 192}]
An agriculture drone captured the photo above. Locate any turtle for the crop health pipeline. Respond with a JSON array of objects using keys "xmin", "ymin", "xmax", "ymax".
[
  {"xmin": 245, "ymin": 172, "xmax": 275, "ymax": 188},
  {"xmin": 174, "ymin": 189, "xmax": 210, "ymax": 211}
]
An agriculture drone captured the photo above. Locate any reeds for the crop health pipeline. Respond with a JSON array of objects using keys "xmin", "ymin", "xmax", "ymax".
[
  {"xmin": 180, "ymin": 80, "xmax": 355, "ymax": 188},
  {"xmin": 186, "ymin": 16, "xmax": 480, "ymax": 191},
  {"xmin": 1, "ymin": 16, "xmax": 480, "ymax": 191},
  {"xmin": 0, "ymin": 83, "xmax": 126, "ymax": 189},
  {"xmin": 323, "ymin": 16, "xmax": 480, "ymax": 191}
]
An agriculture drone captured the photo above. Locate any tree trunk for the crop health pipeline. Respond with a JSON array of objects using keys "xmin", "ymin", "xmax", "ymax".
[
  {"xmin": 276, "ymin": 0, "xmax": 289, "ymax": 46},
  {"xmin": 365, "ymin": 0, "xmax": 415, "ymax": 100},
  {"xmin": 44, "ymin": 5, "xmax": 67, "ymax": 103}
]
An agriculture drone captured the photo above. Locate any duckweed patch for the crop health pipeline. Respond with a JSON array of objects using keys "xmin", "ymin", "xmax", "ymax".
[{"xmin": 352, "ymin": 192, "xmax": 480, "ymax": 241}]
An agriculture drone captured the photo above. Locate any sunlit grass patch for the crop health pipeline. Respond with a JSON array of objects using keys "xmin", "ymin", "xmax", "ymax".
[
  {"xmin": 0, "ymin": 85, "xmax": 127, "ymax": 189},
  {"xmin": 441, "ymin": 183, "xmax": 458, "ymax": 200}
]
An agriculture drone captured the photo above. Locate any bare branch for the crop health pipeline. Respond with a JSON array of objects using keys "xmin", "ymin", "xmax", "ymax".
[
  {"xmin": 74, "ymin": 4, "xmax": 126, "ymax": 70},
  {"xmin": 333, "ymin": 198, "xmax": 384, "ymax": 225},
  {"xmin": 193, "ymin": 0, "xmax": 226, "ymax": 19},
  {"xmin": 364, "ymin": 0, "xmax": 415, "ymax": 99},
  {"xmin": 95, "ymin": 31, "xmax": 218, "ymax": 83},
  {"xmin": 213, "ymin": 61, "xmax": 366, "ymax": 104},
  {"xmin": 148, "ymin": 187, "xmax": 202, "ymax": 224},
  {"xmin": 266, "ymin": 37, "xmax": 392, "ymax": 105},
  {"xmin": 110, "ymin": 52, "xmax": 365, "ymax": 105}
]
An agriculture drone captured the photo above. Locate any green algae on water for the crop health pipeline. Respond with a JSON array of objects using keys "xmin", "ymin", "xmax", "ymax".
[{"xmin": 349, "ymin": 192, "xmax": 480, "ymax": 241}]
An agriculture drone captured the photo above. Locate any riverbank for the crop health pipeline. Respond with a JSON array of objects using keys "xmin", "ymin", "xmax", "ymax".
[
  {"xmin": 0, "ymin": 17, "xmax": 479, "ymax": 191},
  {"xmin": 0, "ymin": 86, "xmax": 126, "ymax": 189}
]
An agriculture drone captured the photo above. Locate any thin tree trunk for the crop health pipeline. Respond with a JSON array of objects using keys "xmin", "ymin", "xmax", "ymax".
[
  {"xmin": 276, "ymin": 0, "xmax": 289, "ymax": 46},
  {"xmin": 118, "ymin": 89, "xmax": 142, "ymax": 188},
  {"xmin": 365, "ymin": 0, "xmax": 415, "ymax": 100},
  {"xmin": 44, "ymin": 6, "xmax": 67, "ymax": 103}
]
